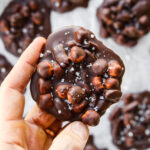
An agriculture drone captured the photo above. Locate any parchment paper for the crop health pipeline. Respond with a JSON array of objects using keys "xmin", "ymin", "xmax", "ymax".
[{"xmin": 1, "ymin": 0, "xmax": 150, "ymax": 149}]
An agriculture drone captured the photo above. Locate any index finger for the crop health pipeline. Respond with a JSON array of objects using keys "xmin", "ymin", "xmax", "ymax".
[{"xmin": 0, "ymin": 37, "xmax": 46, "ymax": 121}]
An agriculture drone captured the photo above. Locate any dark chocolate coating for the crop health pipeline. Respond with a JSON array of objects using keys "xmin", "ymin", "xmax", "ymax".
[
  {"xmin": 97, "ymin": 0, "xmax": 150, "ymax": 47},
  {"xmin": 0, "ymin": 0, "xmax": 51, "ymax": 57},
  {"xmin": 109, "ymin": 91, "xmax": 150, "ymax": 149},
  {"xmin": 0, "ymin": 54, "xmax": 12, "ymax": 84},
  {"xmin": 84, "ymin": 135, "xmax": 107, "ymax": 150},
  {"xmin": 44, "ymin": 0, "xmax": 89, "ymax": 13},
  {"xmin": 30, "ymin": 26, "xmax": 125, "ymax": 126}
]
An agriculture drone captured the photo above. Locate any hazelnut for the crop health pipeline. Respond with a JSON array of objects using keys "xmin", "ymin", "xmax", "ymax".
[
  {"xmin": 38, "ymin": 78, "xmax": 52, "ymax": 94},
  {"xmin": 53, "ymin": 44, "xmax": 69, "ymax": 68},
  {"xmin": 0, "ymin": 20, "xmax": 9, "ymax": 33},
  {"xmin": 37, "ymin": 61, "xmax": 53, "ymax": 78},
  {"xmin": 92, "ymin": 59, "xmax": 108, "ymax": 75},
  {"xmin": 73, "ymin": 101, "xmax": 88, "ymax": 113},
  {"xmin": 123, "ymin": 26, "xmax": 139, "ymax": 38},
  {"xmin": 9, "ymin": 13, "xmax": 24, "ymax": 28},
  {"xmin": 70, "ymin": 46, "xmax": 86, "ymax": 63},
  {"xmin": 108, "ymin": 60, "xmax": 122, "ymax": 77},
  {"xmin": 104, "ymin": 89, "xmax": 122, "ymax": 102},
  {"xmin": 57, "ymin": 84, "xmax": 71, "ymax": 99},
  {"xmin": 39, "ymin": 94, "xmax": 53, "ymax": 110},
  {"xmin": 28, "ymin": 0, "xmax": 39, "ymax": 11},
  {"xmin": 52, "ymin": 62, "xmax": 64, "ymax": 78},
  {"xmin": 20, "ymin": 5, "xmax": 30, "ymax": 17},
  {"xmin": 105, "ymin": 78, "xmax": 119, "ymax": 89},
  {"xmin": 75, "ymin": 28, "xmax": 89, "ymax": 43},
  {"xmin": 92, "ymin": 77, "xmax": 104, "ymax": 92},
  {"xmin": 31, "ymin": 12, "xmax": 43, "ymax": 25},
  {"xmin": 81, "ymin": 110, "xmax": 100, "ymax": 126},
  {"xmin": 67, "ymin": 86, "xmax": 85, "ymax": 104}
]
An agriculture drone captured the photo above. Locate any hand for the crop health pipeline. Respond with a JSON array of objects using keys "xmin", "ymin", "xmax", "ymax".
[{"xmin": 0, "ymin": 37, "xmax": 89, "ymax": 150}]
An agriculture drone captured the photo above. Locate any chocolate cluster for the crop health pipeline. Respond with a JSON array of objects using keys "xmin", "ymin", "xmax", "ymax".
[
  {"xmin": 0, "ymin": 55, "xmax": 12, "ymax": 84},
  {"xmin": 84, "ymin": 135, "xmax": 107, "ymax": 150},
  {"xmin": 45, "ymin": 0, "xmax": 89, "ymax": 13},
  {"xmin": 0, "ymin": 0, "xmax": 51, "ymax": 57},
  {"xmin": 110, "ymin": 91, "xmax": 150, "ymax": 149},
  {"xmin": 30, "ymin": 26, "xmax": 125, "ymax": 126},
  {"xmin": 97, "ymin": 0, "xmax": 150, "ymax": 47}
]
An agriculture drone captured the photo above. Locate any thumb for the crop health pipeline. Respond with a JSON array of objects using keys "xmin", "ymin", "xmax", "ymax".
[{"xmin": 49, "ymin": 121, "xmax": 89, "ymax": 150}]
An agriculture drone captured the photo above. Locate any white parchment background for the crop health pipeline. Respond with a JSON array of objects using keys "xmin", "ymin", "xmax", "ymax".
[{"xmin": 1, "ymin": 0, "xmax": 150, "ymax": 149}]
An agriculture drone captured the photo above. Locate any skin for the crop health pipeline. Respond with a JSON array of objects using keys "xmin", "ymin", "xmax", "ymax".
[{"xmin": 0, "ymin": 37, "xmax": 89, "ymax": 150}]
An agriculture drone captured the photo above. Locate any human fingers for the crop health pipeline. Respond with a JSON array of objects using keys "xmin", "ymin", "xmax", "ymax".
[
  {"xmin": 0, "ymin": 37, "xmax": 46, "ymax": 121},
  {"xmin": 49, "ymin": 121, "xmax": 89, "ymax": 150}
]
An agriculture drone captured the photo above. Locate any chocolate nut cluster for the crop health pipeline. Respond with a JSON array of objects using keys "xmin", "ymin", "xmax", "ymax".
[
  {"xmin": 97, "ymin": 0, "xmax": 150, "ymax": 47},
  {"xmin": 30, "ymin": 26, "xmax": 125, "ymax": 126},
  {"xmin": 0, "ymin": 55, "xmax": 12, "ymax": 84},
  {"xmin": 44, "ymin": 0, "xmax": 89, "ymax": 13},
  {"xmin": 109, "ymin": 91, "xmax": 150, "ymax": 149},
  {"xmin": 0, "ymin": 0, "xmax": 51, "ymax": 57},
  {"xmin": 84, "ymin": 135, "xmax": 107, "ymax": 150}
]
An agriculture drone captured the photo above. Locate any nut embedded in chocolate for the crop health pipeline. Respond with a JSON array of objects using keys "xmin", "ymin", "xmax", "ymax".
[
  {"xmin": 84, "ymin": 135, "xmax": 107, "ymax": 150},
  {"xmin": 108, "ymin": 60, "xmax": 122, "ymax": 77},
  {"xmin": 92, "ymin": 77, "xmax": 104, "ymax": 92},
  {"xmin": 0, "ymin": 55, "xmax": 12, "ymax": 85},
  {"xmin": 57, "ymin": 84, "xmax": 71, "ymax": 99},
  {"xmin": 28, "ymin": 0, "xmax": 39, "ymax": 11},
  {"xmin": 39, "ymin": 93, "xmax": 53, "ymax": 110},
  {"xmin": 30, "ymin": 26, "xmax": 125, "ymax": 126},
  {"xmin": 92, "ymin": 59, "xmax": 108, "ymax": 76},
  {"xmin": 38, "ymin": 78, "xmax": 52, "ymax": 94},
  {"xmin": 31, "ymin": 12, "xmax": 43, "ymax": 25},
  {"xmin": 105, "ymin": 89, "xmax": 122, "ymax": 102},
  {"xmin": 81, "ymin": 110, "xmax": 100, "ymax": 126},
  {"xmin": 105, "ymin": 78, "xmax": 119, "ymax": 89},
  {"xmin": 70, "ymin": 46, "xmax": 86, "ymax": 63},
  {"xmin": 67, "ymin": 86, "xmax": 85, "ymax": 104},
  {"xmin": 37, "ymin": 61, "xmax": 53, "ymax": 78}
]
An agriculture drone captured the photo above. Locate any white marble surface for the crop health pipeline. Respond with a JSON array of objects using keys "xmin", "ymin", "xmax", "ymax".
[{"xmin": 1, "ymin": 0, "xmax": 150, "ymax": 149}]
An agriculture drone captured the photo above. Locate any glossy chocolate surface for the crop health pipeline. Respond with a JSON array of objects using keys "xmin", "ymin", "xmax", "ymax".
[{"xmin": 31, "ymin": 26, "xmax": 125, "ymax": 126}]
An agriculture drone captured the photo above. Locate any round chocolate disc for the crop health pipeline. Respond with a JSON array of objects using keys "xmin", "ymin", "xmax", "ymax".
[{"xmin": 30, "ymin": 26, "xmax": 125, "ymax": 126}]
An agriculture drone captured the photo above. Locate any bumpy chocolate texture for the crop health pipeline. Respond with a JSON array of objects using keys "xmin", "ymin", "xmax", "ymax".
[
  {"xmin": 0, "ymin": 0, "xmax": 51, "ymax": 57},
  {"xmin": 97, "ymin": 0, "xmax": 150, "ymax": 47},
  {"xmin": 84, "ymin": 135, "xmax": 107, "ymax": 150},
  {"xmin": 0, "ymin": 55, "xmax": 12, "ymax": 84},
  {"xmin": 30, "ymin": 26, "xmax": 125, "ymax": 126},
  {"xmin": 44, "ymin": 0, "xmax": 89, "ymax": 13},
  {"xmin": 109, "ymin": 91, "xmax": 150, "ymax": 149}
]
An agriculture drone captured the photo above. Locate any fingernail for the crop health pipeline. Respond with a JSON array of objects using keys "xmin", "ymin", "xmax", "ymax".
[{"xmin": 71, "ymin": 121, "xmax": 89, "ymax": 140}]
